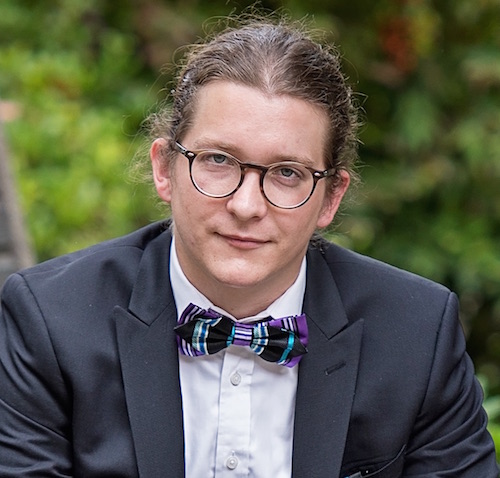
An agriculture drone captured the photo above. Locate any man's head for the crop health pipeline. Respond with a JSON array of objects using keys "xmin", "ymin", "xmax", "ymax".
[
  {"xmin": 148, "ymin": 16, "xmax": 359, "ymax": 316},
  {"xmin": 150, "ymin": 17, "xmax": 359, "ymax": 192}
]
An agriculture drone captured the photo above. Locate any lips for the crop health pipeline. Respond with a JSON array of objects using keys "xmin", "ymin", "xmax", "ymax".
[{"xmin": 219, "ymin": 233, "xmax": 269, "ymax": 249}]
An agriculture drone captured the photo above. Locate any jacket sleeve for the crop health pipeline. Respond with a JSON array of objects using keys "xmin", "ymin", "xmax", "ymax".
[
  {"xmin": 404, "ymin": 292, "xmax": 499, "ymax": 476},
  {"xmin": 0, "ymin": 273, "xmax": 72, "ymax": 477}
]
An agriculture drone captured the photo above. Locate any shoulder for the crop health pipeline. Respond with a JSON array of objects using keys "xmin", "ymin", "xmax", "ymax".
[
  {"xmin": 2, "ymin": 220, "xmax": 172, "ymax": 299},
  {"xmin": 308, "ymin": 238, "xmax": 454, "ymax": 328},
  {"xmin": 317, "ymin": 237, "xmax": 450, "ymax": 294}
]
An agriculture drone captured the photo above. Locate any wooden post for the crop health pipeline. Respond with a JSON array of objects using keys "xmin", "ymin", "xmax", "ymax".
[{"xmin": 0, "ymin": 116, "xmax": 34, "ymax": 287}]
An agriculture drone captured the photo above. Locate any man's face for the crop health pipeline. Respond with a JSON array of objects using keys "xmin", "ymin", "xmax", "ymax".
[{"xmin": 151, "ymin": 81, "xmax": 348, "ymax": 316}]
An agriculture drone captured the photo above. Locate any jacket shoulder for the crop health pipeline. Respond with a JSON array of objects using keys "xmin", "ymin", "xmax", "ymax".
[
  {"xmin": 318, "ymin": 239, "xmax": 450, "ymax": 296},
  {"xmin": 309, "ymin": 239, "xmax": 453, "ymax": 329},
  {"xmin": 19, "ymin": 221, "xmax": 170, "ymax": 276},
  {"xmin": 2, "ymin": 221, "xmax": 172, "ymax": 302}
]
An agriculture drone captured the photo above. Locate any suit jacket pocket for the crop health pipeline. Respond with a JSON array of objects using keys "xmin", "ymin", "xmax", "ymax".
[{"xmin": 341, "ymin": 444, "xmax": 406, "ymax": 478}]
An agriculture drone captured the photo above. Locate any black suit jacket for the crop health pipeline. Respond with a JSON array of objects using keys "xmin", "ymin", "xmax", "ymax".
[{"xmin": 0, "ymin": 221, "xmax": 498, "ymax": 477}]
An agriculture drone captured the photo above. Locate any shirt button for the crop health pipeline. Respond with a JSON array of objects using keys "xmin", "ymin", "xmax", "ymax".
[
  {"xmin": 230, "ymin": 372, "xmax": 241, "ymax": 386},
  {"xmin": 226, "ymin": 453, "xmax": 239, "ymax": 470}
]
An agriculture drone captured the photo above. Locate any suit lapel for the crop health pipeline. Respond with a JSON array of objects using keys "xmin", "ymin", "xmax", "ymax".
[
  {"xmin": 292, "ymin": 247, "xmax": 363, "ymax": 478},
  {"xmin": 114, "ymin": 229, "xmax": 185, "ymax": 477}
]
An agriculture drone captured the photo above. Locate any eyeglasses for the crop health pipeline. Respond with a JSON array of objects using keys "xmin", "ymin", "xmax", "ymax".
[{"xmin": 173, "ymin": 142, "xmax": 336, "ymax": 209}]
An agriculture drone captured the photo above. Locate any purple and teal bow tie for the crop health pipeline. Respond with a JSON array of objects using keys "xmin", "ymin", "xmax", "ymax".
[{"xmin": 175, "ymin": 303, "xmax": 308, "ymax": 367}]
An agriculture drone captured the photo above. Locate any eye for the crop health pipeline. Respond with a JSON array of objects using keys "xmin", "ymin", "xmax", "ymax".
[
  {"xmin": 195, "ymin": 151, "xmax": 238, "ymax": 173},
  {"xmin": 277, "ymin": 167, "xmax": 300, "ymax": 179},
  {"xmin": 206, "ymin": 152, "xmax": 230, "ymax": 164},
  {"xmin": 274, "ymin": 165, "xmax": 305, "ymax": 181},
  {"xmin": 267, "ymin": 164, "xmax": 307, "ymax": 188}
]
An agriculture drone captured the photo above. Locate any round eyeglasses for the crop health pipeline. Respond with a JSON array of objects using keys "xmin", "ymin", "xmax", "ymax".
[{"xmin": 173, "ymin": 142, "xmax": 336, "ymax": 209}]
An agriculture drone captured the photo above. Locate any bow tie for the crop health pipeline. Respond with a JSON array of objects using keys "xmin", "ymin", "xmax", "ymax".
[{"xmin": 175, "ymin": 303, "xmax": 308, "ymax": 367}]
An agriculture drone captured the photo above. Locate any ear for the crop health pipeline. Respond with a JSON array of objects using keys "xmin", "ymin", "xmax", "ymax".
[
  {"xmin": 316, "ymin": 170, "xmax": 350, "ymax": 229},
  {"xmin": 150, "ymin": 138, "xmax": 172, "ymax": 203}
]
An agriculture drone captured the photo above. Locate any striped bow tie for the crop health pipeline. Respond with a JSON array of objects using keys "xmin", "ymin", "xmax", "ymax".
[{"xmin": 175, "ymin": 303, "xmax": 308, "ymax": 367}]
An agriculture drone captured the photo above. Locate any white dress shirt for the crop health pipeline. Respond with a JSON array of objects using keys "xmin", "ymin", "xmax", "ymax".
[{"xmin": 170, "ymin": 236, "xmax": 306, "ymax": 477}]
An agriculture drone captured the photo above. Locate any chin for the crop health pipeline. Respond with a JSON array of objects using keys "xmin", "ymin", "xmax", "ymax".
[
  {"xmin": 212, "ymin": 265, "xmax": 272, "ymax": 288},
  {"xmin": 214, "ymin": 272, "xmax": 264, "ymax": 289}
]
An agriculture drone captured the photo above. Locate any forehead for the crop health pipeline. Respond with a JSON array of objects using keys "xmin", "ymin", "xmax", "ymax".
[{"xmin": 184, "ymin": 81, "xmax": 329, "ymax": 167}]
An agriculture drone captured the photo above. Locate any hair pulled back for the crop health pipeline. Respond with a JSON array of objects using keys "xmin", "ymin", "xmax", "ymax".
[{"xmin": 148, "ymin": 16, "xmax": 359, "ymax": 190}]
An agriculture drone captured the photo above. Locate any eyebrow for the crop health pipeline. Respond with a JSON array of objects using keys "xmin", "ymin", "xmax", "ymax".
[{"xmin": 191, "ymin": 137, "xmax": 319, "ymax": 168}]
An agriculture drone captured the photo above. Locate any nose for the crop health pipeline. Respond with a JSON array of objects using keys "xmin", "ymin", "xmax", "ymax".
[{"xmin": 226, "ymin": 169, "xmax": 268, "ymax": 220}]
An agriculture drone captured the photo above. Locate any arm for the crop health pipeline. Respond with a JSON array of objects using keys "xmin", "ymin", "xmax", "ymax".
[
  {"xmin": 404, "ymin": 292, "xmax": 499, "ymax": 476},
  {"xmin": 0, "ymin": 273, "xmax": 72, "ymax": 477}
]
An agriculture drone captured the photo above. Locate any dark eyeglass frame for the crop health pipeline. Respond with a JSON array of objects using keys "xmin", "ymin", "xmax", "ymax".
[{"xmin": 173, "ymin": 141, "xmax": 336, "ymax": 209}]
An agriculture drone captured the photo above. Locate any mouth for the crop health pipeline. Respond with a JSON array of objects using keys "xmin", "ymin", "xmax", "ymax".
[{"xmin": 219, "ymin": 233, "xmax": 269, "ymax": 250}]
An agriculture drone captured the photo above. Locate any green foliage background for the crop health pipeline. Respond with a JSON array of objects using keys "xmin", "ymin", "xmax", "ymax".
[{"xmin": 1, "ymin": 0, "xmax": 499, "ymax": 454}]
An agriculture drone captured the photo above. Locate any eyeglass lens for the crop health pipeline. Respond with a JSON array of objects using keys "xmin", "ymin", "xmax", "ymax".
[{"xmin": 191, "ymin": 151, "xmax": 315, "ymax": 208}]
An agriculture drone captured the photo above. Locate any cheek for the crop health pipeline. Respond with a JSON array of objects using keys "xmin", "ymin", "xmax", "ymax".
[
  {"xmin": 162, "ymin": 161, "xmax": 190, "ymax": 204},
  {"xmin": 170, "ymin": 183, "xmax": 211, "ymax": 230},
  {"xmin": 277, "ymin": 210, "xmax": 317, "ymax": 247}
]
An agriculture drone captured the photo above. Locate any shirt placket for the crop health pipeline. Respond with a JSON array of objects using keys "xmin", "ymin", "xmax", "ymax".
[{"xmin": 215, "ymin": 347, "xmax": 255, "ymax": 476}]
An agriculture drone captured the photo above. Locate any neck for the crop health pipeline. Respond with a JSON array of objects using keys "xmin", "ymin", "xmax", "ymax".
[{"xmin": 198, "ymin": 281, "xmax": 290, "ymax": 319}]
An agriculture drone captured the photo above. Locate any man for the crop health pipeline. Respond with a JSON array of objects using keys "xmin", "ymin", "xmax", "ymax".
[{"xmin": 0, "ymin": 16, "xmax": 498, "ymax": 478}]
